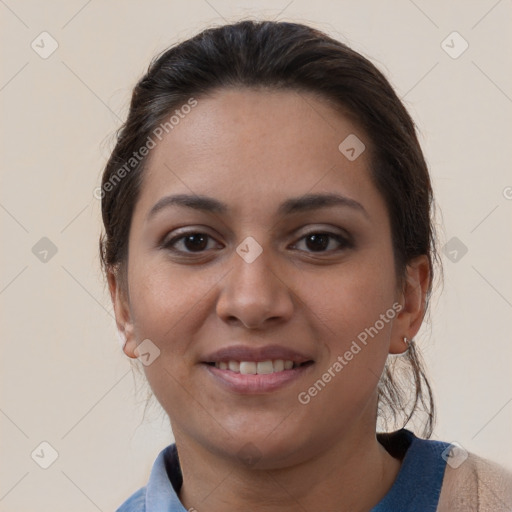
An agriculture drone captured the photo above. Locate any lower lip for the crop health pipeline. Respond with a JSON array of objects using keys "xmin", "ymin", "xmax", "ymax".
[{"xmin": 203, "ymin": 363, "xmax": 314, "ymax": 394}]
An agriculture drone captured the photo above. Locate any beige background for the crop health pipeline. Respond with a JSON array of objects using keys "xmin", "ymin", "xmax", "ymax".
[{"xmin": 1, "ymin": 0, "xmax": 511, "ymax": 510}]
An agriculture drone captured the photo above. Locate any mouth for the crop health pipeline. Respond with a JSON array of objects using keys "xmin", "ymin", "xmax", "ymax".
[
  {"xmin": 201, "ymin": 357, "xmax": 315, "ymax": 394},
  {"xmin": 200, "ymin": 344, "xmax": 315, "ymax": 393},
  {"xmin": 204, "ymin": 359, "xmax": 314, "ymax": 374}
]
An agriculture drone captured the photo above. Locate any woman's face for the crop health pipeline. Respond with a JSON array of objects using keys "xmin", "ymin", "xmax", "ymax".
[{"xmin": 111, "ymin": 88, "xmax": 424, "ymax": 467}]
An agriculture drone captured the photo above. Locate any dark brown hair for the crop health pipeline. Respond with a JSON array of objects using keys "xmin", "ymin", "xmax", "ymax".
[{"xmin": 99, "ymin": 20, "xmax": 439, "ymax": 437}]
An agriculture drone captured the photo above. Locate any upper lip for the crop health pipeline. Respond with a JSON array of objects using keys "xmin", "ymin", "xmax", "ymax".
[{"xmin": 202, "ymin": 344, "xmax": 314, "ymax": 364}]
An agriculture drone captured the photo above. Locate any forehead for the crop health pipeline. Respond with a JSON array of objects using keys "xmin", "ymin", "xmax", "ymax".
[{"xmin": 134, "ymin": 88, "xmax": 377, "ymax": 220}]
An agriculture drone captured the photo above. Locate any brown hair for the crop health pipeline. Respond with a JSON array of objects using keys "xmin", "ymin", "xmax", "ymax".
[{"xmin": 99, "ymin": 20, "xmax": 440, "ymax": 437}]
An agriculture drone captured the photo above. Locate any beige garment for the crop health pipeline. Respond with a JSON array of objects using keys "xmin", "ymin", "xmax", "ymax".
[{"xmin": 437, "ymin": 452, "xmax": 512, "ymax": 511}]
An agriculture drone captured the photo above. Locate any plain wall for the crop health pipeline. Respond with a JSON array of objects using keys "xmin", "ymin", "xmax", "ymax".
[{"xmin": 1, "ymin": 0, "xmax": 511, "ymax": 510}]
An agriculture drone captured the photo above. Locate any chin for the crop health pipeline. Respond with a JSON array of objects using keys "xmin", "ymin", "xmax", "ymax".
[{"xmin": 213, "ymin": 425, "xmax": 310, "ymax": 470}]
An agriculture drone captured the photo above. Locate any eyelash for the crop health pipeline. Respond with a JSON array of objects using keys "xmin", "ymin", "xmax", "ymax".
[{"xmin": 161, "ymin": 230, "xmax": 353, "ymax": 256}]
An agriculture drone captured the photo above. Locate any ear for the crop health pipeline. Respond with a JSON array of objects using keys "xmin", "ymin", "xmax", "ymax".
[
  {"xmin": 107, "ymin": 269, "xmax": 138, "ymax": 359},
  {"xmin": 389, "ymin": 255, "xmax": 431, "ymax": 355}
]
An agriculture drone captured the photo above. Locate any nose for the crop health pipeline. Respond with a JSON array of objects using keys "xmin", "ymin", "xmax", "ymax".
[{"xmin": 216, "ymin": 248, "xmax": 295, "ymax": 330}]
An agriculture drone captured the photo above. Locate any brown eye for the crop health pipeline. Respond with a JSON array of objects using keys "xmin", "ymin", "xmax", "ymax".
[
  {"xmin": 293, "ymin": 232, "xmax": 352, "ymax": 253},
  {"xmin": 163, "ymin": 232, "xmax": 218, "ymax": 253}
]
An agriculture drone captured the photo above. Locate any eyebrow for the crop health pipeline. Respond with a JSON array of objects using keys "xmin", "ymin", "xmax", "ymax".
[{"xmin": 147, "ymin": 192, "xmax": 369, "ymax": 220}]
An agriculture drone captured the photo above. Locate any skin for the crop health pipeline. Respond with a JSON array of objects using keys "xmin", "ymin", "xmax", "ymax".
[{"xmin": 109, "ymin": 88, "xmax": 430, "ymax": 512}]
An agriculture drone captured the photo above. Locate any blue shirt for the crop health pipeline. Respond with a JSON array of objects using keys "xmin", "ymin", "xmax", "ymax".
[{"xmin": 116, "ymin": 428, "xmax": 450, "ymax": 511}]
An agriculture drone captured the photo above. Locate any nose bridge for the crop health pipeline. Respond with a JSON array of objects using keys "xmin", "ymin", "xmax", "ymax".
[
  {"xmin": 234, "ymin": 238, "xmax": 275, "ymax": 288},
  {"xmin": 216, "ymin": 237, "xmax": 294, "ymax": 328}
]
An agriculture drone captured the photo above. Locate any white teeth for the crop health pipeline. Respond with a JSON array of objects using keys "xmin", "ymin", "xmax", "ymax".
[
  {"xmin": 228, "ymin": 360, "xmax": 240, "ymax": 372},
  {"xmin": 214, "ymin": 359, "xmax": 300, "ymax": 374},
  {"xmin": 273, "ymin": 359, "xmax": 285, "ymax": 372},
  {"xmin": 239, "ymin": 361, "xmax": 257, "ymax": 375},
  {"xmin": 256, "ymin": 360, "xmax": 274, "ymax": 375}
]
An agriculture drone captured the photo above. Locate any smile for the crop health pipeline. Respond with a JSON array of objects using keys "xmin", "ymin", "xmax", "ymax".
[
  {"xmin": 203, "ymin": 360, "xmax": 314, "ymax": 393},
  {"xmin": 209, "ymin": 359, "xmax": 310, "ymax": 374}
]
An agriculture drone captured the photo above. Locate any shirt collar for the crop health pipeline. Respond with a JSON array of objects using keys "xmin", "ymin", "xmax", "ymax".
[{"xmin": 145, "ymin": 444, "xmax": 186, "ymax": 511}]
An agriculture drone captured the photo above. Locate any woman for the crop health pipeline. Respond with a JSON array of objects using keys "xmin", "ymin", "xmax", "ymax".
[{"xmin": 99, "ymin": 20, "xmax": 512, "ymax": 512}]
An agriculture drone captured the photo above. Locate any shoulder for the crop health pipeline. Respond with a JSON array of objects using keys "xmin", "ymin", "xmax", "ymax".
[
  {"xmin": 115, "ymin": 487, "xmax": 146, "ymax": 512},
  {"xmin": 437, "ymin": 452, "xmax": 512, "ymax": 512}
]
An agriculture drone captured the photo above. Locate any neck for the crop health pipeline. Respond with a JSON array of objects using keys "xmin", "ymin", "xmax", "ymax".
[{"xmin": 174, "ymin": 422, "xmax": 402, "ymax": 512}]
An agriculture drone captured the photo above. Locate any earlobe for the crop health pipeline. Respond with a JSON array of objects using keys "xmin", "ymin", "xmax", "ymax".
[
  {"xmin": 389, "ymin": 255, "xmax": 430, "ymax": 355},
  {"xmin": 107, "ymin": 270, "xmax": 138, "ymax": 359},
  {"xmin": 121, "ymin": 324, "xmax": 138, "ymax": 359}
]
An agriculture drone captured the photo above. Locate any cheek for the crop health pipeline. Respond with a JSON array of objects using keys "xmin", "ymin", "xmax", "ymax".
[
  {"xmin": 298, "ymin": 248, "xmax": 397, "ymax": 393},
  {"xmin": 302, "ymin": 251, "xmax": 397, "ymax": 337},
  {"xmin": 295, "ymin": 263, "xmax": 397, "ymax": 422},
  {"xmin": 128, "ymin": 258, "xmax": 213, "ymax": 358},
  {"xmin": 127, "ymin": 261, "xmax": 215, "ymax": 411}
]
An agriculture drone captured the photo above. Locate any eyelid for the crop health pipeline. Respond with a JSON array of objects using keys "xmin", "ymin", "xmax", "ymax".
[
  {"xmin": 294, "ymin": 225, "xmax": 352, "ymax": 240},
  {"xmin": 160, "ymin": 225, "xmax": 218, "ymax": 244}
]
